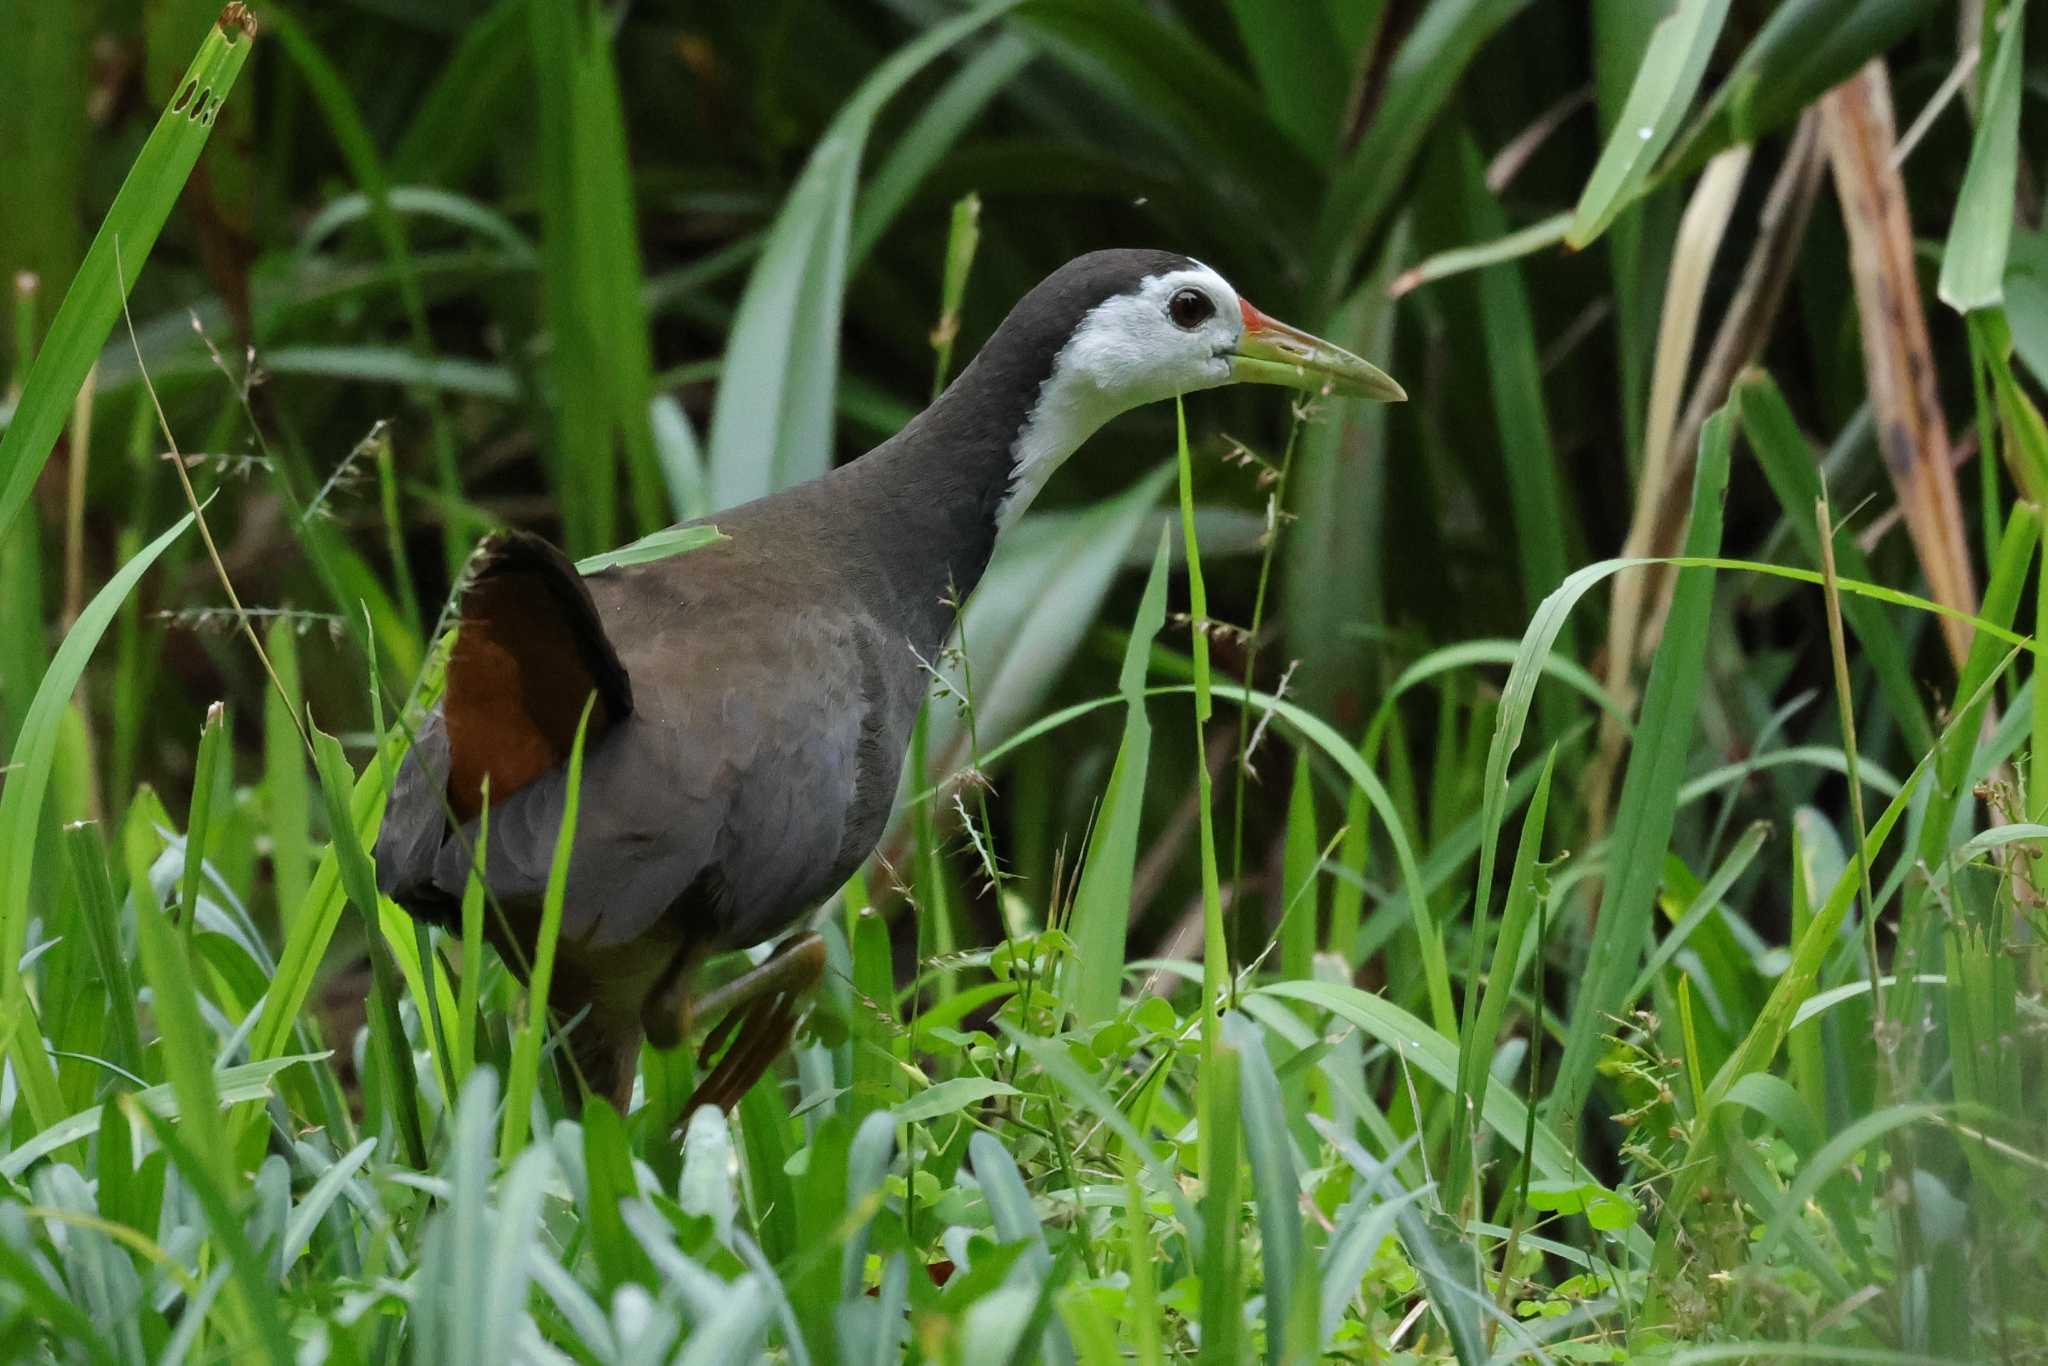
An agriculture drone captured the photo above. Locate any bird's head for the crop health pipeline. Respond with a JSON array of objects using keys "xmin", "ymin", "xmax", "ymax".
[
  {"xmin": 978, "ymin": 250, "xmax": 1404, "ymax": 526},
  {"xmin": 1049, "ymin": 253, "xmax": 1406, "ymax": 410}
]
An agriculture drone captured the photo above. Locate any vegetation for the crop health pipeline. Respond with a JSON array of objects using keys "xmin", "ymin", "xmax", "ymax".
[{"xmin": 1, "ymin": 0, "xmax": 2043, "ymax": 1359}]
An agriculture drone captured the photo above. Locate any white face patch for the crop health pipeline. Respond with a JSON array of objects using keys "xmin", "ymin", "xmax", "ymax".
[{"xmin": 995, "ymin": 263, "xmax": 1243, "ymax": 529}]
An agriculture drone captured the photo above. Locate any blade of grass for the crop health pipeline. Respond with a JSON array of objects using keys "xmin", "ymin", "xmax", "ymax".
[
  {"xmin": 1823, "ymin": 61, "xmax": 1978, "ymax": 668},
  {"xmin": 1260, "ymin": 979, "xmax": 1653, "ymax": 1262},
  {"xmin": 708, "ymin": 0, "xmax": 1021, "ymax": 508},
  {"xmin": 179, "ymin": 702, "xmax": 230, "ymax": 943},
  {"xmin": 311, "ymin": 724, "xmax": 426, "ymax": 1169},
  {"xmin": 62, "ymin": 824, "xmax": 144, "ymax": 1079},
  {"xmin": 1227, "ymin": 2, "xmax": 1349, "ymax": 161},
  {"xmin": 455, "ymin": 797, "xmax": 489, "ymax": 1087},
  {"xmin": 1566, "ymin": 0, "xmax": 1733, "ymax": 249},
  {"xmin": 1196, "ymin": 1032, "xmax": 1243, "ymax": 1365},
  {"xmin": 1454, "ymin": 131, "xmax": 1575, "ymax": 643},
  {"xmin": 0, "ymin": 509, "xmax": 193, "ymax": 1130},
  {"xmin": 848, "ymin": 39, "xmax": 1029, "ymax": 271},
  {"xmin": 1177, "ymin": 395, "xmax": 1232, "ymax": 1183},
  {"xmin": 130, "ymin": 809, "xmax": 229, "ymax": 1193},
  {"xmin": 1447, "ymin": 746, "xmax": 1555, "ymax": 1211},
  {"xmin": 1662, "ymin": 0, "xmax": 1938, "ymax": 180},
  {"xmin": 1224, "ymin": 1011, "xmax": 1313, "ymax": 1365},
  {"xmin": 1066, "ymin": 525, "xmax": 1170, "ymax": 1025},
  {"xmin": 261, "ymin": 620, "xmax": 312, "ymax": 919},
  {"xmin": 1938, "ymin": 0, "xmax": 2026, "ymax": 312},
  {"xmin": 500, "ymin": 694, "xmax": 596, "ymax": 1159},
  {"xmin": 1017, "ymin": 0, "xmax": 1313, "ymax": 231},
  {"xmin": 1277, "ymin": 749, "xmax": 1319, "ymax": 984},
  {"xmin": 1738, "ymin": 370, "xmax": 1934, "ymax": 753},
  {"xmin": 1313, "ymin": 0, "xmax": 1532, "ymax": 301},
  {"xmin": 1389, "ymin": 212, "xmax": 1570, "ymax": 297},
  {"xmin": 236, "ymin": 717, "xmax": 403, "ymax": 1094},
  {"xmin": 526, "ymin": 0, "xmax": 665, "ymax": 552},
  {"xmin": 136, "ymin": 1105, "xmax": 293, "ymax": 1364},
  {"xmin": 0, "ymin": 7, "xmax": 254, "ymax": 545},
  {"xmin": 262, "ymin": 4, "xmax": 474, "ymax": 578},
  {"xmin": 1284, "ymin": 225, "xmax": 1406, "ymax": 722},
  {"xmin": 1550, "ymin": 407, "xmax": 1732, "ymax": 1137}
]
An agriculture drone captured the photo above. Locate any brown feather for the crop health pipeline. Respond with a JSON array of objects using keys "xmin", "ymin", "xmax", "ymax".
[{"xmin": 441, "ymin": 531, "xmax": 633, "ymax": 821}]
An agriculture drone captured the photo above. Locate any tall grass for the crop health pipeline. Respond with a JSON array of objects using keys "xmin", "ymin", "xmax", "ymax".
[{"xmin": 0, "ymin": 1, "xmax": 2042, "ymax": 1360}]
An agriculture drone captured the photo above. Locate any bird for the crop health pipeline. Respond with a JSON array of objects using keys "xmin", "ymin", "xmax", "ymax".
[{"xmin": 373, "ymin": 248, "xmax": 1404, "ymax": 1119}]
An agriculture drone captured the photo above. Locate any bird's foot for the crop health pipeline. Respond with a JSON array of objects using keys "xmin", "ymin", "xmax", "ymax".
[{"xmin": 674, "ymin": 931, "xmax": 826, "ymax": 1122}]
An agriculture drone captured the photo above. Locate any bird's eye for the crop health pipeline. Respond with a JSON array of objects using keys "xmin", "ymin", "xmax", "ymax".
[{"xmin": 1167, "ymin": 287, "xmax": 1215, "ymax": 329}]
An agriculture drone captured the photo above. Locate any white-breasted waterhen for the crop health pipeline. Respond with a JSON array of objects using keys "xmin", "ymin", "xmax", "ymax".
[{"xmin": 374, "ymin": 249, "xmax": 1403, "ymax": 1118}]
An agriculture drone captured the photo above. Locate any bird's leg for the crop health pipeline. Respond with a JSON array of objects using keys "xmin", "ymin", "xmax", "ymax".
[{"xmin": 673, "ymin": 931, "xmax": 826, "ymax": 1119}]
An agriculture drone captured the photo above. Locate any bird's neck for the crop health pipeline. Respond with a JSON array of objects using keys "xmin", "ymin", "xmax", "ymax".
[{"xmin": 845, "ymin": 319, "xmax": 1122, "ymax": 648}]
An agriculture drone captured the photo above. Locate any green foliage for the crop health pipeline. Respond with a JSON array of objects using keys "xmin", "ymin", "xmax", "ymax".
[{"xmin": 0, "ymin": 2, "xmax": 2044, "ymax": 1361}]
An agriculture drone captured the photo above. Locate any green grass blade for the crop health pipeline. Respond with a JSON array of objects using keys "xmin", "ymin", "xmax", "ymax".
[
  {"xmin": 708, "ymin": 0, "xmax": 1021, "ymax": 508},
  {"xmin": 526, "ymin": 0, "xmax": 665, "ymax": 551},
  {"xmin": 262, "ymin": 5, "xmax": 474, "ymax": 577},
  {"xmin": 848, "ymin": 37, "xmax": 1031, "ymax": 271},
  {"xmin": 1196, "ymin": 1033, "xmax": 1243, "ymax": 1366},
  {"xmin": 500, "ymin": 695, "xmax": 596, "ymax": 1159},
  {"xmin": 571, "ymin": 524, "xmax": 727, "ymax": 574},
  {"xmin": 130, "ymin": 825, "xmax": 228, "ymax": 1189},
  {"xmin": 1738, "ymin": 370, "xmax": 1933, "ymax": 752},
  {"xmin": 1663, "ymin": 0, "xmax": 1937, "ymax": 180},
  {"xmin": 930, "ymin": 193, "xmax": 982, "ymax": 398},
  {"xmin": 1756, "ymin": 1103, "xmax": 1947, "ymax": 1266},
  {"xmin": 261, "ymin": 620, "xmax": 312, "ymax": 919},
  {"xmin": 1454, "ymin": 131, "xmax": 1575, "ymax": 641},
  {"xmin": 1313, "ymin": 0, "xmax": 1529, "ymax": 299},
  {"xmin": 1628, "ymin": 820, "xmax": 1771, "ymax": 1006},
  {"xmin": 0, "ymin": 1055, "xmax": 321, "ymax": 1181},
  {"xmin": 311, "ymin": 724, "xmax": 426, "ymax": 1168},
  {"xmin": 1067, "ymin": 524, "xmax": 1170, "ymax": 1024},
  {"xmin": 455, "ymin": 798, "xmax": 489, "ymax": 1089},
  {"xmin": 1224, "ymin": 1011, "xmax": 1312, "ymax": 1366},
  {"xmin": 1566, "ymin": 0, "xmax": 1731, "ymax": 248},
  {"xmin": 0, "ymin": 9, "xmax": 253, "ymax": 545},
  {"xmin": 1018, "ymin": 0, "xmax": 1312, "ymax": 229},
  {"xmin": 1284, "ymin": 229, "xmax": 1405, "ymax": 719},
  {"xmin": 0, "ymin": 509, "xmax": 192, "ymax": 1129},
  {"xmin": 1277, "ymin": 748, "xmax": 1320, "ymax": 983},
  {"xmin": 1448, "ymin": 746, "xmax": 1555, "ymax": 1209},
  {"xmin": 61, "ymin": 824, "xmax": 144, "ymax": 1079},
  {"xmin": 971, "ymin": 1130, "xmax": 1073, "ymax": 1365},
  {"xmin": 389, "ymin": 0, "xmax": 527, "ymax": 185},
  {"xmin": 1644, "ymin": 658, "xmax": 2015, "ymax": 1307},
  {"xmin": 1939, "ymin": 0, "xmax": 2026, "ymax": 313},
  {"xmin": 1390, "ymin": 212, "xmax": 1571, "ymax": 295},
  {"xmin": 238, "ymin": 721, "xmax": 399, "ymax": 1080},
  {"xmin": 179, "ymin": 701, "xmax": 230, "ymax": 940},
  {"xmin": 921, "ymin": 462, "xmax": 1176, "ymax": 777},
  {"xmin": 1223, "ymin": 0, "xmax": 1349, "ymax": 162},
  {"xmin": 1549, "ymin": 407, "xmax": 1733, "ymax": 1134},
  {"xmin": 136, "ymin": 1105, "xmax": 294, "ymax": 1364}
]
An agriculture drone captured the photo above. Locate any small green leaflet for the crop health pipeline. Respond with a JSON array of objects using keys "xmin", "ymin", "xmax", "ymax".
[
  {"xmin": 1525, "ymin": 1178, "xmax": 1640, "ymax": 1232},
  {"xmin": 574, "ymin": 523, "xmax": 729, "ymax": 574},
  {"xmin": 892, "ymin": 1077, "xmax": 1021, "ymax": 1124}
]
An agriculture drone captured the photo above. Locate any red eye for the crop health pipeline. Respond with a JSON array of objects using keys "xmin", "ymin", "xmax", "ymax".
[{"xmin": 1168, "ymin": 287, "xmax": 1215, "ymax": 329}]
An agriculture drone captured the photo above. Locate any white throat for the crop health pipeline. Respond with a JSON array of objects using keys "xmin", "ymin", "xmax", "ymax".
[
  {"xmin": 993, "ymin": 262, "xmax": 1241, "ymax": 531},
  {"xmin": 993, "ymin": 356, "xmax": 1126, "ymax": 531}
]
